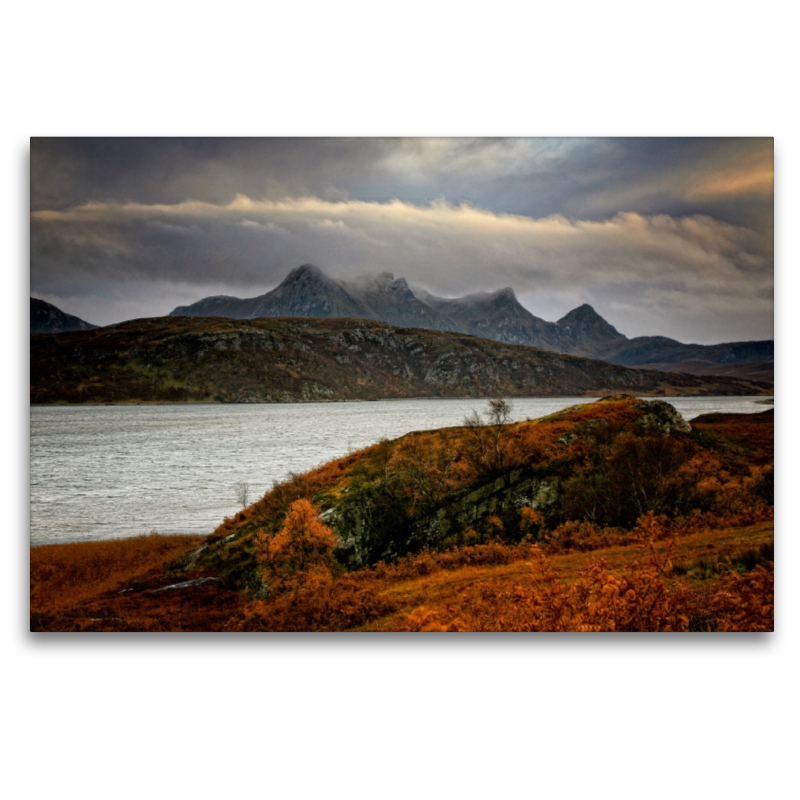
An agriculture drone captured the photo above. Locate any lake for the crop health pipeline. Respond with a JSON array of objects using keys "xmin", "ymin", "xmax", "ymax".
[{"xmin": 29, "ymin": 396, "xmax": 771, "ymax": 545}]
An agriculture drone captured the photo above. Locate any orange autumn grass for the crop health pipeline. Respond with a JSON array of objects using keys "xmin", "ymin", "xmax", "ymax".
[
  {"xmin": 30, "ymin": 518, "xmax": 772, "ymax": 632},
  {"xmin": 236, "ymin": 516, "xmax": 773, "ymax": 632},
  {"xmin": 30, "ymin": 534, "xmax": 207, "ymax": 631}
]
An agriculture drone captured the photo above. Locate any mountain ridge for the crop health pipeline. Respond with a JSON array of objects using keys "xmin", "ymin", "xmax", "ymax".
[{"xmin": 168, "ymin": 264, "xmax": 773, "ymax": 382}]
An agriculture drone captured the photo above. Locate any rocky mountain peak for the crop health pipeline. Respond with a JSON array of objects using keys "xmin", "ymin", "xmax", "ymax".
[
  {"xmin": 494, "ymin": 287, "xmax": 517, "ymax": 301},
  {"xmin": 248, "ymin": 263, "xmax": 373, "ymax": 320},
  {"xmin": 558, "ymin": 303, "xmax": 601, "ymax": 324},
  {"xmin": 557, "ymin": 303, "xmax": 623, "ymax": 335},
  {"xmin": 552, "ymin": 302, "xmax": 626, "ymax": 356},
  {"xmin": 282, "ymin": 263, "xmax": 331, "ymax": 286},
  {"xmin": 372, "ymin": 273, "xmax": 411, "ymax": 294}
]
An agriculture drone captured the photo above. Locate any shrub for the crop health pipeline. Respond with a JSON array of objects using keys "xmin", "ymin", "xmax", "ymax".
[{"xmin": 255, "ymin": 499, "xmax": 337, "ymax": 593}]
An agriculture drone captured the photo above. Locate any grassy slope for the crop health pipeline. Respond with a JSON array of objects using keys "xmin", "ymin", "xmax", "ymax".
[{"xmin": 197, "ymin": 400, "xmax": 773, "ymax": 576}]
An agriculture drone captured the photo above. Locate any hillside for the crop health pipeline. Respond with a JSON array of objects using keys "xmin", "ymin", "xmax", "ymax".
[
  {"xmin": 194, "ymin": 396, "xmax": 774, "ymax": 580},
  {"xmin": 30, "ymin": 315, "xmax": 771, "ymax": 405},
  {"xmin": 30, "ymin": 297, "xmax": 98, "ymax": 334},
  {"xmin": 30, "ymin": 397, "xmax": 774, "ymax": 631},
  {"xmin": 168, "ymin": 264, "xmax": 773, "ymax": 382},
  {"xmin": 595, "ymin": 336, "xmax": 774, "ymax": 382}
]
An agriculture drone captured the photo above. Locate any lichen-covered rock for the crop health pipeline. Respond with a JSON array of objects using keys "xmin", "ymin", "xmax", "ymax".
[{"xmin": 634, "ymin": 400, "xmax": 692, "ymax": 434}]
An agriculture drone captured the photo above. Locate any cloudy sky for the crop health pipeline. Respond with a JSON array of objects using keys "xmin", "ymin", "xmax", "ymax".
[{"xmin": 30, "ymin": 137, "xmax": 773, "ymax": 343}]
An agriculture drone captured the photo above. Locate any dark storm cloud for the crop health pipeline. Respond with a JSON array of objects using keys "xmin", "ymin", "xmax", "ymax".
[
  {"xmin": 30, "ymin": 138, "xmax": 397, "ymax": 210},
  {"xmin": 29, "ymin": 138, "xmax": 773, "ymax": 342},
  {"xmin": 31, "ymin": 137, "xmax": 772, "ymax": 229}
]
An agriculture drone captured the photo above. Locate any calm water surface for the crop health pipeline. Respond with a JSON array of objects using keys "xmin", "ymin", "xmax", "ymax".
[{"xmin": 30, "ymin": 396, "xmax": 771, "ymax": 544}]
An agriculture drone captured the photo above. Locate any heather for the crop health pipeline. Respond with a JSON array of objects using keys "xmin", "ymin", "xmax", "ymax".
[{"xmin": 31, "ymin": 396, "xmax": 773, "ymax": 632}]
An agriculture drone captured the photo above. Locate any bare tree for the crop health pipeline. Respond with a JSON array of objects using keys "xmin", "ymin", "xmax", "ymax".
[
  {"xmin": 487, "ymin": 398, "xmax": 513, "ymax": 470},
  {"xmin": 235, "ymin": 481, "xmax": 250, "ymax": 510},
  {"xmin": 463, "ymin": 409, "xmax": 490, "ymax": 472},
  {"xmin": 463, "ymin": 398, "xmax": 514, "ymax": 473},
  {"xmin": 487, "ymin": 398, "xmax": 513, "ymax": 427}
]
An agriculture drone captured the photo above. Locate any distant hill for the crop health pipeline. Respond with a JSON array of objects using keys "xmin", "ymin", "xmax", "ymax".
[
  {"xmin": 169, "ymin": 265, "xmax": 773, "ymax": 383},
  {"xmin": 30, "ymin": 315, "xmax": 771, "ymax": 405},
  {"xmin": 31, "ymin": 297, "xmax": 98, "ymax": 334},
  {"xmin": 595, "ymin": 336, "xmax": 774, "ymax": 382}
]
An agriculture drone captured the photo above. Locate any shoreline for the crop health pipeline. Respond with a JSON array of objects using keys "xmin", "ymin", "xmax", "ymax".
[{"xmin": 29, "ymin": 389, "xmax": 774, "ymax": 408}]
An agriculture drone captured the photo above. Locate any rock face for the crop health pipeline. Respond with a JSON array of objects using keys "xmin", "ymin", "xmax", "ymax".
[
  {"xmin": 425, "ymin": 287, "xmax": 566, "ymax": 350},
  {"xmin": 250, "ymin": 264, "xmax": 373, "ymax": 319},
  {"xmin": 31, "ymin": 298, "xmax": 98, "ymax": 334},
  {"xmin": 169, "ymin": 265, "xmax": 773, "ymax": 382},
  {"xmin": 171, "ymin": 264, "xmax": 374, "ymax": 320}
]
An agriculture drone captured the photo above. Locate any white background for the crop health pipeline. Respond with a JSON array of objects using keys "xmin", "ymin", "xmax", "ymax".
[{"xmin": 3, "ymin": 2, "xmax": 797, "ymax": 799}]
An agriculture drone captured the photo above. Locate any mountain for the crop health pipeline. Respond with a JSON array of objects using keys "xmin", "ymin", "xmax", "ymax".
[
  {"xmin": 343, "ymin": 272, "xmax": 454, "ymax": 330},
  {"xmin": 249, "ymin": 264, "xmax": 374, "ymax": 319},
  {"xmin": 31, "ymin": 297, "xmax": 98, "ymax": 334},
  {"xmin": 30, "ymin": 316, "xmax": 770, "ymax": 405},
  {"xmin": 422, "ymin": 286, "xmax": 567, "ymax": 350},
  {"xmin": 170, "ymin": 265, "xmax": 596, "ymax": 351},
  {"xmin": 169, "ymin": 265, "xmax": 773, "ymax": 383},
  {"xmin": 171, "ymin": 264, "xmax": 374, "ymax": 321},
  {"xmin": 595, "ymin": 337, "xmax": 774, "ymax": 383},
  {"xmin": 554, "ymin": 304, "xmax": 627, "ymax": 356}
]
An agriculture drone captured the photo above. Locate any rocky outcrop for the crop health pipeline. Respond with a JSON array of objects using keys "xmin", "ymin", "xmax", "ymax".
[
  {"xmin": 191, "ymin": 395, "xmax": 725, "ymax": 584},
  {"xmin": 633, "ymin": 400, "xmax": 692, "ymax": 434}
]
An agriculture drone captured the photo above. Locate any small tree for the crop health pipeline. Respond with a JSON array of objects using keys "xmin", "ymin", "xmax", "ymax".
[
  {"xmin": 463, "ymin": 409, "xmax": 490, "ymax": 471},
  {"xmin": 258, "ymin": 499, "xmax": 337, "ymax": 591},
  {"xmin": 235, "ymin": 481, "xmax": 250, "ymax": 510},
  {"xmin": 486, "ymin": 398, "xmax": 513, "ymax": 470},
  {"xmin": 389, "ymin": 431, "xmax": 459, "ymax": 515},
  {"xmin": 463, "ymin": 398, "xmax": 514, "ymax": 473}
]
